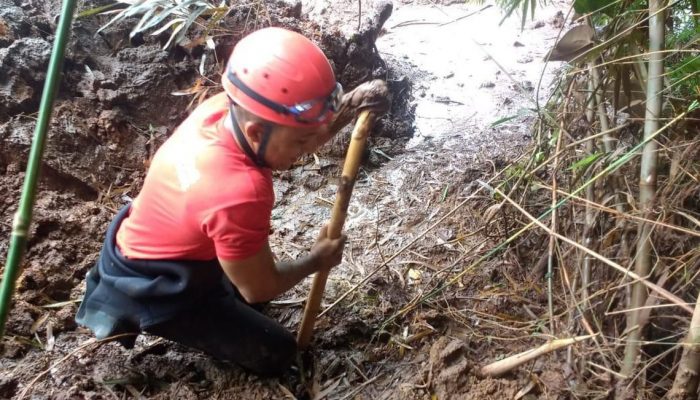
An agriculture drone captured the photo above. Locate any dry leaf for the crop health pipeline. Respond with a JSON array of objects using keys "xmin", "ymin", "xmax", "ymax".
[{"xmin": 546, "ymin": 25, "xmax": 595, "ymax": 62}]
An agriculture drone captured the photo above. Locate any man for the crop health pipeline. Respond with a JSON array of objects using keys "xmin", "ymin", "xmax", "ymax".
[{"xmin": 76, "ymin": 27, "xmax": 390, "ymax": 375}]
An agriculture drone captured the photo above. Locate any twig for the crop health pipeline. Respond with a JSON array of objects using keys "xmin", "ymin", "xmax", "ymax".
[
  {"xmin": 437, "ymin": 5, "xmax": 492, "ymax": 27},
  {"xmin": 494, "ymin": 187, "xmax": 693, "ymax": 315},
  {"xmin": 390, "ymin": 5, "xmax": 492, "ymax": 28},
  {"xmin": 17, "ymin": 333, "xmax": 137, "ymax": 399},
  {"xmin": 538, "ymin": 184, "xmax": 700, "ymax": 238},
  {"xmin": 339, "ymin": 375, "xmax": 381, "ymax": 400},
  {"xmin": 317, "ymin": 157, "xmax": 517, "ymax": 317},
  {"xmin": 318, "ymin": 194, "xmax": 472, "ymax": 317},
  {"xmin": 547, "ymin": 80, "xmax": 572, "ymax": 334}
]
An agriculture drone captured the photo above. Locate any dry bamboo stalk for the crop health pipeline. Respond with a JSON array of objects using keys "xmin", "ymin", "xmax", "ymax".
[
  {"xmin": 578, "ymin": 78, "xmax": 599, "ymax": 375},
  {"xmin": 582, "ymin": 77, "xmax": 597, "ymax": 310},
  {"xmin": 296, "ymin": 111, "xmax": 375, "ymax": 349},
  {"xmin": 479, "ymin": 335, "xmax": 596, "ymax": 377},
  {"xmin": 589, "ymin": 59, "xmax": 632, "ymax": 273},
  {"xmin": 548, "ymin": 103, "xmax": 565, "ymax": 335},
  {"xmin": 621, "ymin": 0, "xmax": 666, "ymax": 378},
  {"xmin": 668, "ymin": 293, "xmax": 700, "ymax": 399}
]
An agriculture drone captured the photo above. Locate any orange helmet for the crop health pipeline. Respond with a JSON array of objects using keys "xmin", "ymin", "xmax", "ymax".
[{"xmin": 222, "ymin": 27, "xmax": 343, "ymax": 128}]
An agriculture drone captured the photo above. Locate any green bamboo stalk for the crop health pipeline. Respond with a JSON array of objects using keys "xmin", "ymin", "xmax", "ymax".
[
  {"xmin": 668, "ymin": 292, "xmax": 700, "ymax": 399},
  {"xmin": 0, "ymin": 0, "xmax": 77, "ymax": 339},
  {"xmin": 620, "ymin": 0, "xmax": 667, "ymax": 379}
]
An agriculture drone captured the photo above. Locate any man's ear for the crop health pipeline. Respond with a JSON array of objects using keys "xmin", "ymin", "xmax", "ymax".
[{"xmin": 243, "ymin": 121, "xmax": 266, "ymax": 147}]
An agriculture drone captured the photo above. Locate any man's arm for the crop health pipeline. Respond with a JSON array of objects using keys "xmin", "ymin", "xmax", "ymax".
[{"xmin": 219, "ymin": 226, "xmax": 345, "ymax": 304}]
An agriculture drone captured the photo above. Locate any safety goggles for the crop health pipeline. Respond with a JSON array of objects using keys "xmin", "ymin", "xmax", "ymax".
[{"xmin": 227, "ymin": 70, "xmax": 343, "ymax": 124}]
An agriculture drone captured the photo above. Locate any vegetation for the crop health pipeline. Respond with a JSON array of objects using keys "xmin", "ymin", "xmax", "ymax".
[
  {"xmin": 80, "ymin": 0, "xmax": 231, "ymax": 49},
  {"xmin": 471, "ymin": 0, "xmax": 700, "ymax": 396}
]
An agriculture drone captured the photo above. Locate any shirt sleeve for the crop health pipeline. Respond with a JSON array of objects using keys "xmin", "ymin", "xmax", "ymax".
[{"xmin": 202, "ymin": 199, "xmax": 272, "ymax": 261}]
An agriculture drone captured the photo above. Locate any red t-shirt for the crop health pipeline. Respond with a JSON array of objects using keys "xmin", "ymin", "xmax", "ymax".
[{"xmin": 116, "ymin": 92, "xmax": 273, "ymax": 261}]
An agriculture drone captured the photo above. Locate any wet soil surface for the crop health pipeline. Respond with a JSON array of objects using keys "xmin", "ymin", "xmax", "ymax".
[{"xmin": 1, "ymin": 0, "xmax": 570, "ymax": 398}]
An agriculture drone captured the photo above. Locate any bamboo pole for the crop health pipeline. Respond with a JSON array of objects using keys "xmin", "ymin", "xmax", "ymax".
[
  {"xmin": 0, "ymin": 0, "xmax": 78, "ymax": 339},
  {"xmin": 296, "ymin": 111, "xmax": 375, "ymax": 349},
  {"xmin": 589, "ymin": 60, "xmax": 631, "ymax": 270},
  {"xmin": 578, "ymin": 78, "xmax": 599, "ymax": 374},
  {"xmin": 668, "ymin": 292, "xmax": 700, "ymax": 399},
  {"xmin": 479, "ymin": 335, "xmax": 596, "ymax": 377},
  {"xmin": 621, "ymin": 0, "xmax": 667, "ymax": 379},
  {"xmin": 582, "ymin": 78, "xmax": 597, "ymax": 311}
]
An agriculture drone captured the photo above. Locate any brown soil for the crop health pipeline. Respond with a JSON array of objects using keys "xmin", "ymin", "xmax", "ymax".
[{"xmin": 1, "ymin": 0, "xmax": 573, "ymax": 399}]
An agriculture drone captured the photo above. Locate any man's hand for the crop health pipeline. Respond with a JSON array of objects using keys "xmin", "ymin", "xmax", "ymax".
[
  {"xmin": 343, "ymin": 79, "xmax": 391, "ymax": 115},
  {"xmin": 310, "ymin": 225, "xmax": 346, "ymax": 271},
  {"xmin": 322, "ymin": 79, "xmax": 391, "ymax": 145}
]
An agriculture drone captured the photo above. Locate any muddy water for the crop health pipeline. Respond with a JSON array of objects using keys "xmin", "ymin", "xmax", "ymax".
[{"xmin": 376, "ymin": 2, "xmax": 565, "ymax": 151}]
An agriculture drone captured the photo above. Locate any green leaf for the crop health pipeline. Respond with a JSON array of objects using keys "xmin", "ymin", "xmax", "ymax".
[
  {"xmin": 490, "ymin": 115, "xmax": 519, "ymax": 127},
  {"xmin": 573, "ymin": 0, "xmax": 616, "ymax": 15},
  {"xmin": 440, "ymin": 184, "xmax": 450, "ymax": 202},
  {"xmin": 534, "ymin": 150, "xmax": 545, "ymax": 164},
  {"xmin": 491, "ymin": 108, "xmax": 532, "ymax": 127},
  {"xmin": 548, "ymin": 131, "xmax": 559, "ymax": 147},
  {"xmin": 690, "ymin": 99, "xmax": 700, "ymax": 112},
  {"xmin": 568, "ymin": 152, "xmax": 603, "ymax": 172},
  {"xmin": 500, "ymin": 0, "xmax": 522, "ymax": 25},
  {"xmin": 76, "ymin": 2, "xmax": 122, "ymax": 19}
]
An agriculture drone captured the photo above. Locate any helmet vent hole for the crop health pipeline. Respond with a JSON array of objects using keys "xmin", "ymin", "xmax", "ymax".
[{"xmin": 281, "ymin": 88, "xmax": 288, "ymax": 94}]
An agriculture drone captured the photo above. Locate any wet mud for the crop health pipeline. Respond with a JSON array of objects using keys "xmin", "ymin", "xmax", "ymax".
[{"xmin": 1, "ymin": 0, "xmax": 571, "ymax": 398}]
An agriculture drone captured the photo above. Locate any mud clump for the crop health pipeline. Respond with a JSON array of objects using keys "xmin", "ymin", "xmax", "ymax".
[
  {"xmin": 426, "ymin": 337, "xmax": 524, "ymax": 400},
  {"xmin": 0, "ymin": 37, "xmax": 51, "ymax": 118},
  {"xmin": 429, "ymin": 337, "xmax": 473, "ymax": 398}
]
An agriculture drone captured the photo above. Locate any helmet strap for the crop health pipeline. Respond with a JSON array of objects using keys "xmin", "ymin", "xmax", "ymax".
[
  {"xmin": 257, "ymin": 125, "xmax": 272, "ymax": 167},
  {"xmin": 229, "ymin": 103, "xmax": 270, "ymax": 169}
]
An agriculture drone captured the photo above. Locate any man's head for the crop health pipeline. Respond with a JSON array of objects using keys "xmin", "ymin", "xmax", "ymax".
[{"xmin": 222, "ymin": 27, "xmax": 342, "ymax": 170}]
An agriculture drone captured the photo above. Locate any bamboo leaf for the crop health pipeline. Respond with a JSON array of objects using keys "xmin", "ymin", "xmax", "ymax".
[
  {"xmin": 150, "ymin": 17, "xmax": 185, "ymax": 36},
  {"xmin": 490, "ymin": 115, "xmax": 519, "ymax": 126},
  {"xmin": 500, "ymin": 0, "xmax": 522, "ymax": 25},
  {"xmin": 163, "ymin": 22, "xmax": 185, "ymax": 48},
  {"xmin": 546, "ymin": 25, "xmax": 595, "ymax": 62},
  {"xmin": 688, "ymin": 99, "xmax": 700, "ymax": 112},
  {"xmin": 76, "ymin": 2, "xmax": 122, "ymax": 19},
  {"xmin": 569, "ymin": 152, "xmax": 603, "ymax": 172},
  {"xmin": 131, "ymin": 6, "xmax": 158, "ymax": 37},
  {"xmin": 171, "ymin": 4, "xmax": 209, "ymax": 46}
]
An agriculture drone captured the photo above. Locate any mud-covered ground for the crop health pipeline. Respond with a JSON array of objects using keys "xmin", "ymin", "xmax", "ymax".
[{"xmin": 1, "ymin": 0, "xmax": 571, "ymax": 398}]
